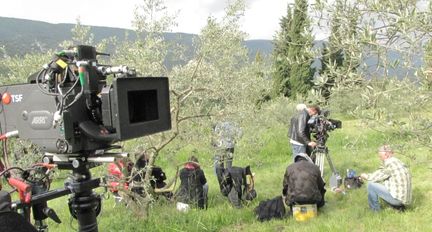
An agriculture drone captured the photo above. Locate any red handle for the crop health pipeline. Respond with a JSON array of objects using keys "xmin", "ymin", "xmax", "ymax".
[
  {"xmin": 8, "ymin": 178, "xmax": 32, "ymax": 203},
  {"xmin": 8, "ymin": 177, "xmax": 31, "ymax": 193},
  {"xmin": 33, "ymin": 163, "xmax": 57, "ymax": 169}
]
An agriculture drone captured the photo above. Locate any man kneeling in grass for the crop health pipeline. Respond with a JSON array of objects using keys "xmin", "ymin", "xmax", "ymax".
[{"xmin": 360, "ymin": 145, "xmax": 412, "ymax": 212}]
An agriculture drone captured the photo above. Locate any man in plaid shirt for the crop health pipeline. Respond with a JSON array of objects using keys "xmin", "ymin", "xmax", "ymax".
[{"xmin": 360, "ymin": 145, "xmax": 412, "ymax": 212}]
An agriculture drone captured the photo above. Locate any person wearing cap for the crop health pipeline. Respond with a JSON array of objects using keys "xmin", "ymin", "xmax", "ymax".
[
  {"xmin": 360, "ymin": 145, "xmax": 412, "ymax": 212},
  {"xmin": 282, "ymin": 153, "xmax": 326, "ymax": 208},
  {"xmin": 288, "ymin": 105, "xmax": 320, "ymax": 161}
]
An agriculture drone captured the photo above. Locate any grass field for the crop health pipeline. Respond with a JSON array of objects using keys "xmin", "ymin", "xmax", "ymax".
[{"xmin": 9, "ymin": 118, "xmax": 432, "ymax": 232}]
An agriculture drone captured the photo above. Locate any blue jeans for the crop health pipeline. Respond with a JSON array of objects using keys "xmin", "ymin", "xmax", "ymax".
[
  {"xmin": 291, "ymin": 143, "xmax": 306, "ymax": 162},
  {"xmin": 367, "ymin": 182, "xmax": 403, "ymax": 211}
]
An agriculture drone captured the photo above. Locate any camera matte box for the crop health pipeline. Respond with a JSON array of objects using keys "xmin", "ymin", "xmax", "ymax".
[{"xmin": 104, "ymin": 77, "xmax": 172, "ymax": 140}]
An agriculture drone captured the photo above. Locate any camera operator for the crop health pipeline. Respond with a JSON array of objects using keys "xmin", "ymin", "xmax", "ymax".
[{"xmin": 288, "ymin": 105, "xmax": 320, "ymax": 161}]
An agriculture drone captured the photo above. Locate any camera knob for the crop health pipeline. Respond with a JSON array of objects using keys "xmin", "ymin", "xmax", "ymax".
[
  {"xmin": 56, "ymin": 139, "xmax": 68, "ymax": 153},
  {"xmin": 72, "ymin": 159, "xmax": 80, "ymax": 168},
  {"xmin": 22, "ymin": 111, "xmax": 28, "ymax": 120}
]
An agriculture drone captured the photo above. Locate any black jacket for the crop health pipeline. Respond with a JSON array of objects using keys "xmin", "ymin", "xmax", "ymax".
[
  {"xmin": 282, "ymin": 160, "xmax": 326, "ymax": 207},
  {"xmin": 176, "ymin": 162, "xmax": 207, "ymax": 209},
  {"xmin": 288, "ymin": 109, "xmax": 312, "ymax": 145}
]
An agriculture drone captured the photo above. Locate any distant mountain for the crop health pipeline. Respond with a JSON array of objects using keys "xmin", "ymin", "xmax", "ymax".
[
  {"xmin": 2, "ymin": 17, "xmax": 421, "ymax": 80},
  {"xmin": 0, "ymin": 17, "xmax": 273, "ymax": 60}
]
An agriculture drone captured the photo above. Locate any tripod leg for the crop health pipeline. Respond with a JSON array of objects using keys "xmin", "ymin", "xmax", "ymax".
[
  {"xmin": 320, "ymin": 153, "xmax": 325, "ymax": 177},
  {"xmin": 314, "ymin": 152, "xmax": 325, "ymax": 178},
  {"xmin": 325, "ymin": 151, "xmax": 338, "ymax": 175},
  {"xmin": 325, "ymin": 151, "xmax": 342, "ymax": 188}
]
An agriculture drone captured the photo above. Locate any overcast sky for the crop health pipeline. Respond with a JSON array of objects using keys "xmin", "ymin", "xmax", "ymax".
[{"xmin": 0, "ymin": 0, "xmax": 299, "ymax": 40}]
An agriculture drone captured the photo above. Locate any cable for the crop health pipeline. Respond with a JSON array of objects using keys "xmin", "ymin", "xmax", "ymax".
[
  {"xmin": 61, "ymin": 67, "xmax": 82, "ymax": 111},
  {"xmin": 0, "ymin": 166, "xmax": 25, "ymax": 177},
  {"xmin": 35, "ymin": 68, "xmax": 60, "ymax": 97}
]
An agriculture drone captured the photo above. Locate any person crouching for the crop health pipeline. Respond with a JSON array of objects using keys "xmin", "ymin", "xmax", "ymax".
[
  {"xmin": 175, "ymin": 156, "xmax": 208, "ymax": 211},
  {"xmin": 283, "ymin": 153, "xmax": 326, "ymax": 208},
  {"xmin": 254, "ymin": 153, "xmax": 325, "ymax": 221}
]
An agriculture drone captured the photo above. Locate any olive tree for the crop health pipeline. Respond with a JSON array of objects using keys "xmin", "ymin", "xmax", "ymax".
[{"xmin": 311, "ymin": 0, "xmax": 432, "ymax": 153}]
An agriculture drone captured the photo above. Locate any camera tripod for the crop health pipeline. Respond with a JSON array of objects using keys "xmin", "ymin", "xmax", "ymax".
[
  {"xmin": 311, "ymin": 145, "xmax": 342, "ymax": 190},
  {"xmin": 11, "ymin": 152, "xmax": 127, "ymax": 232}
]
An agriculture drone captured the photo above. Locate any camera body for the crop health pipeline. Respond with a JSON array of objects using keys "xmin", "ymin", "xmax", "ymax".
[
  {"xmin": 0, "ymin": 45, "xmax": 171, "ymax": 154},
  {"xmin": 308, "ymin": 110, "xmax": 342, "ymax": 146}
]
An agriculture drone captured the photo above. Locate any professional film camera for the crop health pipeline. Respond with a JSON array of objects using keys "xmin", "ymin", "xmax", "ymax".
[
  {"xmin": 0, "ymin": 45, "xmax": 171, "ymax": 232},
  {"xmin": 308, "ymin": 110, "xmax": 342, "ymax": 190},
  {"xmin": 308, "ymin": 110, "xmax": 342, "ymax": 146}
]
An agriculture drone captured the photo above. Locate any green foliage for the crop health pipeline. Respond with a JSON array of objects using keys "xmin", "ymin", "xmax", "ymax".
[
  {"xmin": 315, "ymin": 0, "xmax": 363, "ymax": 103},
  {"xmin": 70, "ymin": 17, "xmax": 94, "ymax": 46},
  {"xmin": 113, "ymin": 0, "xmax": 176, "ymax": 76},
  {"xmin": 272, "ymin": 6, "xmax": 293, "ymax": 97},
  {"xmin": 327, "ymin": 78, "xmax": 432, "ymax": 154},
  {"xmin": 272, "ymin": 0, "xmax": 315, "ymax": 99},
  {"xmin": 0, "ymin": 52, "xmax": 51, "ymax": 85},
  {"xmin": 286, "ymin": 0, "xmax": 315, "ymax": 98}
]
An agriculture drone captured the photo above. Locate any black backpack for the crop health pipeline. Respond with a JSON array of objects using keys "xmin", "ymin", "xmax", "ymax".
[
  {"xmin": 254, "ymin": 196, "xmax": 286, "ymax": 222},
  {"xmin": 216, "ymin": 166, "xmax": 257, "ymax": 205},
  {"xmin": 343, "ymin": 176, "xmax": 363, "ymax": 189}
]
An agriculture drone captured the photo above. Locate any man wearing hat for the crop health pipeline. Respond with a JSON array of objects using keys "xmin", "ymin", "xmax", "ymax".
[{"xmin": 360, "ymin": 145, "xmax": 412, "ymax": 212}]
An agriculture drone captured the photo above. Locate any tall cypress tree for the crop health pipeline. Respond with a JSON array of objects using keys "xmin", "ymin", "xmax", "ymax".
[
  {"xmin": 272, "ymin": 0, "xmax": 314, "ymax": 98},
  {"xmin": 272, "ymin": 6, "xmax": 293, "ymax": 97},
  {"xmin": 287, "ymin": 0, "xmax": 314, "ymax": 98}
]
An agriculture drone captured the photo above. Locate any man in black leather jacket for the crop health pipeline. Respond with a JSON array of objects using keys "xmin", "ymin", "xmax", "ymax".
[
  {"xmin": 282, "ymin": 153, "xmax": 326, "ymax": 208},
  {"xmin": 288, "ymin": 105, "xmax": 320, "ymax": 161},
  {"xmin": 254, "ymin": 153, "xmax": 325, "ymax": 222}
]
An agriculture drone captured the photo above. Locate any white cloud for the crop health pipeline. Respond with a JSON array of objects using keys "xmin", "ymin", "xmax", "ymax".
[{"xmin": 243, "ymin": 0, "xmax": 291, "ymax": 39}]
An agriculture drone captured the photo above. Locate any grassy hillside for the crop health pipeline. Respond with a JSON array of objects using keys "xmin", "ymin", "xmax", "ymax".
[{"xmin": 34, "ymin": 118, "xmax": 432, "ymax": 232}]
